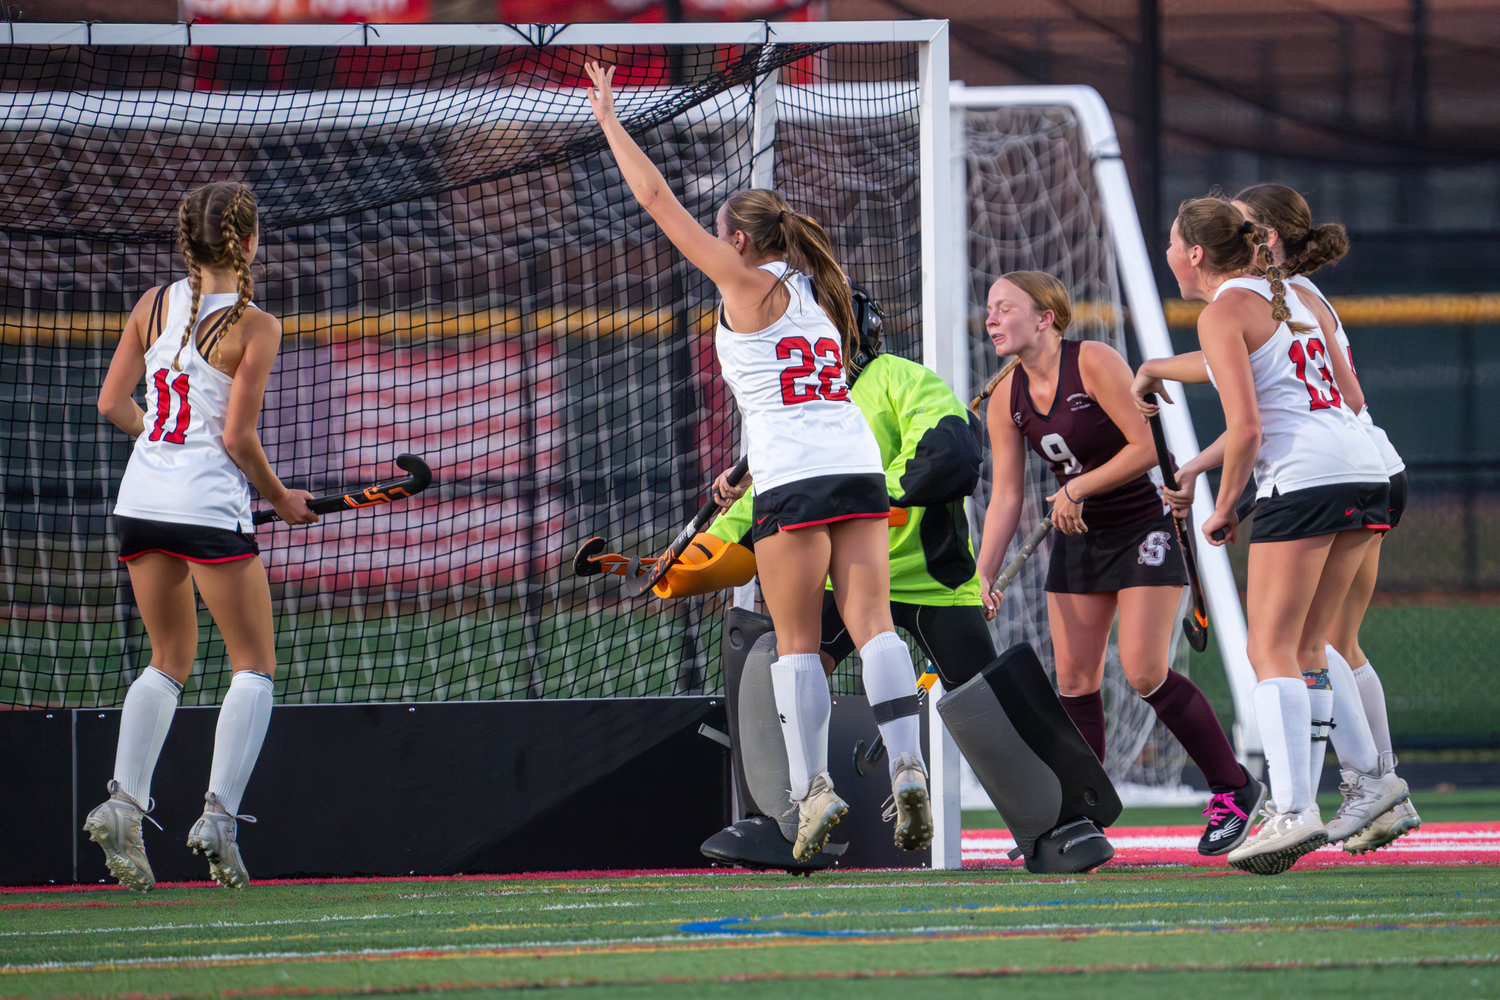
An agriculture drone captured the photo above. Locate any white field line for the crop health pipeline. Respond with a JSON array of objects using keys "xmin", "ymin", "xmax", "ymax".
[{"xmin": 0, "ymin": 910, "xmax": 452, "ymax": 939}]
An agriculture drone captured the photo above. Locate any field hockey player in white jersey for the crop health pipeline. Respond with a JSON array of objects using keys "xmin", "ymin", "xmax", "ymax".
[
  {"xmin": 1132, "ymin": 197, "xmax": 1395, "ymax": 875},
  {"xmin": 88, "ymin": 181, "xmax": 317, "ymax": 892},
  {"xmin": 585, "ymin": 61, "xmax": 930, "ymax": 862},
  {"xmin": 1233, "ymin": 184, "xmax": 1417, "ymax": 851}
]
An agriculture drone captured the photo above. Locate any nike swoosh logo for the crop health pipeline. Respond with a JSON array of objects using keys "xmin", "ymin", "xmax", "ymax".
[
  {"xmin": 756, "ymin": 516, "xmax": 768, "ymax": 524},
  {"xmin": 1345, "ymin": 508, "xmax": 1357, "ymax": 515}
]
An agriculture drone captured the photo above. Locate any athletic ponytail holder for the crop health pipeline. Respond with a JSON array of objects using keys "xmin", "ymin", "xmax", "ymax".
[
  {"xmin": 1238, "ymin": 220, "xmax": 1255, "ymax": 235},
  {"xmin": 777, "ymin": 209, "xmax": 787, "ymax": 225}
]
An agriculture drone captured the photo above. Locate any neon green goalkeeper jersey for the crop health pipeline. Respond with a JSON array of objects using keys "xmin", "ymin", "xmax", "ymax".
[{"xmin": 708, "ymin": 354, "xmax": 983, "ymax": 607}]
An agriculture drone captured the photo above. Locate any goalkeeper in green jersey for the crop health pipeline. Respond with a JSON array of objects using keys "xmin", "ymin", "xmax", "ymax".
[{"xmin": 653, "ymin": 291, "xmax": 1118, "ymax": 874}]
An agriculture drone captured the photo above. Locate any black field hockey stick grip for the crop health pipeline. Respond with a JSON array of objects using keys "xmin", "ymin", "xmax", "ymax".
[
  {"xmin": 253, "ymin": 454, "xmax": 433, "ymax": 525},
  {"xmin": 990, "ymin": 516, "xmax": 1053, "ymax": 597},
  {"xmin": 626, "ymin": 455, "xmax": 750, "ymax": 597},
  {"xmin": 1144, "ymin": 394, "xmax": 1209, "ymax": 651}
]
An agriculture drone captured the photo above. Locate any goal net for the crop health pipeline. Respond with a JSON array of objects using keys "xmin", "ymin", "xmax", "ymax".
[
  {"xmin": 960, "ymin": 98, "xmax": 1195, "ymax": 798},
  {"xmin": 0, "ymin": 26, "xmax": 942, "ymax": 710}
]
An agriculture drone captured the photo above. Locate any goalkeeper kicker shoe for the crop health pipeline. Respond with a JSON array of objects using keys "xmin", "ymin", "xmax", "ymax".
[
  {"xmin": 1198, "ymin": 766, "xmax": 1267, "ymax": 856},
  {"xmin": 83, "ymin": 781, "xmax": 160, "ymax": 893},
  {"xmin": 881, "ymin": 752, "xmax": 934, "ymax": 851},
  {"xmin": 187, "ymin": 793, "xmax": 256, "ymax": 889},
  {"xmin": 1226, "ymin": 805, "xmax": 1327, "ymax": 875},
  {"xmin": 791, "ymin": 772, "xmax": 848, "ymax": 863},
  {"xmin": 1344, "ymin": 799, "xmax": 1422, "ymax": 854},
  {"xmin": 1324, "ymin": 764, "xmax": 1409, "ymax": 843}
]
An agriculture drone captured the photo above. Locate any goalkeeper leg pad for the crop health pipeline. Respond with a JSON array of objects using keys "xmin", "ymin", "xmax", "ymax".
[
  {"xmin": 937, "ymin": 641, "xmax": 1121, "ymax": 872},
  {"xmin": 720, "ymin": 608, "xmax": 796, "ymax": 841}
]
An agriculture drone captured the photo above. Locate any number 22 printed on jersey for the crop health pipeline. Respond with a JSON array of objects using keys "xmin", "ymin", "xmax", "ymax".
[
  {"xmin": 776, "ymin": 335, "xmax": 849, "ymax": 405},
  {"xmin": 148, "ymin": 369, "xmax": 192, "ymax": 444},
  {"xmin": 1288, "ymin": 336, "xmax": 1342, "ymax": 411}
]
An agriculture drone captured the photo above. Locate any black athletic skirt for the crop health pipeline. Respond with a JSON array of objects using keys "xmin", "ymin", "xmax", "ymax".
[
  {"xmin": 1045, "ymin": 511, "xmax": 1189, "ymax": 594},
  {"xmin": 750, "ymin": 473, "xmax": 889, "ymax": 543},
  {"xmin": 116, "ymin": 515, "xmax": 260, "ymax": 564},
  {"xmin": 1248, "ymin": 480, "xmax": 1391, "ymax": 543},
  {"xmin": 1388, "ymin": 470, "xmax": 1408, "ymax": 529}
]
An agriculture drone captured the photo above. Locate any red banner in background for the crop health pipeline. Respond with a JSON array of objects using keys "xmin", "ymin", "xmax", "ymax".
[
  {"xmin": 181, "ymin": 0, "xmax": 430, "ymax": 23},
  {"xmin": 494, "ymin": 0, "xmax": 822, "ymax": 23}
]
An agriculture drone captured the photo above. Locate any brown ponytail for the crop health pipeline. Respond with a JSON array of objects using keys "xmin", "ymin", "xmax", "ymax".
[
  {"xmin": 1179, "ymin": 195, "xmax": 1313, "ymax": 333},
  {"xmin": 721, "ymin": 189, "xmax": 860, "ymax": 374},
  {"xmin": 1234, "ymin": 183, "xmax": 1349, "ymax": 276},
  {"xmin": 969, "ymin": 271, "xmax": 1073, "ymax": 414},
  {"xmin": 173, "ymin": 181, "xmax": 259, "ymax": 371}
]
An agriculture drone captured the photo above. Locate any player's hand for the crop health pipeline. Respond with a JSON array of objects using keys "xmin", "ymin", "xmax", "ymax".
[
  {"xmin": 712, "ymin": 466, "xmax": 750, "ymax": 508},
  {"xmin": 583, "ymin": 61, "xmax": 617, "ymax": 125},
  {"xmin": 1162, "ymin": 479, "xmax": 1195, "ymax": 518},
  {"xmin": 1046, "ymin": 488, "xmax": 1087, "ymax": 536},
  {"xmin": 981, "ymin": 584, "xmax": 1004, "ymax": 621},
  {"xmin": 1202, "ymin": 506, "xmax": 1237, "ymax": 546},
  {"xmin": 1131, "ymin": 372, "xmax": 1172, "ymax": 416},
  {"xmin": 273, "ymin": 489, "xmax": 319, "ymax": 526}
]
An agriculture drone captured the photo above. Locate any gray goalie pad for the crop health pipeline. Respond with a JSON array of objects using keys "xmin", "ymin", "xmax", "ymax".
[
  {"xmin": 937, "ymin": 641, "xmax": 1121, "ymax": 863},
  {"xmin": 720, "ymin": 607, "xmax": 796, "ymax": 842}
]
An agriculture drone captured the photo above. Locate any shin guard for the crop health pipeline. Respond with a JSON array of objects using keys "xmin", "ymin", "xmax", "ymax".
[{"xmin": 937, "ymin": 642, "xmax": 1120, "ymax": 872}]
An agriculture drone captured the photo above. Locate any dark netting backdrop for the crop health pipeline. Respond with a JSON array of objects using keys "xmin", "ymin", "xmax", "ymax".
[{"xmin": 0, "ymin": 41, "xmax": 923, "ymax": 708}]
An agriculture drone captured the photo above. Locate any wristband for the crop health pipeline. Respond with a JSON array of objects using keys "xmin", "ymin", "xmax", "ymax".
[{"xmin": 1062, "ymin": 483, "xmax": 1084, "ymax": 505}]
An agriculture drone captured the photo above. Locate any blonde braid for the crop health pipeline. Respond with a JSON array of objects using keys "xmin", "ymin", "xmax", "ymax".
[
  {"xmin": 1252, "ymin": 235, "xmax": 1314, "ymax": 333},
  {"xmin": 173, "ymin": 199, "xmax": 202, "ymax": 372},
  {"xmin": 969, "ymin": 357, "xmax": 1022, "ymax": 415},
  {"xmin": 216, "ymin": 185, "xmax": 256, "ymax": 361}
]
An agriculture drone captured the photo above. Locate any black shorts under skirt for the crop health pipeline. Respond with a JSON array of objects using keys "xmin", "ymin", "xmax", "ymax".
[
  {"xmin": 750, "ymin": 473, "xmax": 890, "ymax": 543},
  {"xmin": 1388, "ymin": 470, "xmax": 1408, "ymax": 529},
  {"xmin": 1248, "ymin": 481, "xmax": 1391, "ymax": 544},
  {"xmin": 116, "ymin": 515, "xmax": 260, "ymax": 564},
  {"xmin": 1045, "ymin": 511, "xmax": 1189, "ymax": 594}
]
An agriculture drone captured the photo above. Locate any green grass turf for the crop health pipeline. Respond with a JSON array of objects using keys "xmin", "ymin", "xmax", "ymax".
[
  {"xmin": 2, "ymin": 866, "xmax": 1496, "ymax": 998},
  {"xmin": 963, "ymin": 787, "xmax": 1500, "ymax": 830}
]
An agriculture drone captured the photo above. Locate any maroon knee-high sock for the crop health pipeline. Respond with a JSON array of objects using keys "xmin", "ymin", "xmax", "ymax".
[
  {"xmin": 1144, "ymin": 670, "xmax": 1244, "ymax": 790},
  {"xmin": 1059, "ymin": 690, "xmax": 1106, "ymax": 763}
]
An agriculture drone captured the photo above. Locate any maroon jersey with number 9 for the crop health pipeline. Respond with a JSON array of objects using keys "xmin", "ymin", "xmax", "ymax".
[{"xmin": 1009, "ymin": 339, "xmax": 1166, "ymax": 531}]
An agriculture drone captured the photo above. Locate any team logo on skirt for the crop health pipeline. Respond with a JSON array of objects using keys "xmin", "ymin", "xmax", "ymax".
[{"xmin": 1138, "ymin": 530, "xmax": 1172, "ymax": 566}]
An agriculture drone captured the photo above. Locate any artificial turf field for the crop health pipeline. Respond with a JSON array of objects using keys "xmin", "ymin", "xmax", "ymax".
[{"xmin": 4, "ymin": 793, "xmax": 1498, "ymax": 1000}]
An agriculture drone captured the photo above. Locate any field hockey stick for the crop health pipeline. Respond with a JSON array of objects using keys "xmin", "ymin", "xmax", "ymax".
[
  {"xmin": 572, "ymin": 508, "xmax": 911, "ymax": 580},
  {"xmin": 618, "ymin": 455, "xmax": 750, "ymax": 597},
  {"xmin": 1144, "ymin": 393, "xmax": 1209, "ymax": 652},
  {"xmin": 252, "ymin": 454, "xmax": 433, "ymax": 525}
]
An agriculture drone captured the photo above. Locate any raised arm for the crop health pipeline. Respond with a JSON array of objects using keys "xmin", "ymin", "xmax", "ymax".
[
  {"xmin": 1132, "ymin": 350, "xmax": 1210, "ymax": 416},
  {"xmin": 584, "ymin": 62, "xmax": 761, "ymax": 301}
]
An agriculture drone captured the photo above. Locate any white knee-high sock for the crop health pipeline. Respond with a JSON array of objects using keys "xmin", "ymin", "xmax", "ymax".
[
  {"xmin": 770, "ymin": 654, "xmax": 831, "ymax": 801},
  {"xmin": 208, "ymin": 670, "xmax": 275, "ymax": 815},
  {"xmin": 1324, "ymin": 645, "xmax": 1379, "ymax": 775},
  {"xmin": 112, "ymin": 666, "xmax": 181, "ymax": 808},
  {"xmin": 859, "ymin": 631, "xmax": 924, "ymax": 778},
  {"xmin": 1252, "ymin": 677, "xmax": 1312, "ymax": 814},
  {"xmin": 1351, "ymin": 659, "xmax": 1393, "ymax": 758}
]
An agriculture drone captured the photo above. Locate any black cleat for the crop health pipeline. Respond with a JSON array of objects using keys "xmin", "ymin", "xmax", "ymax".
[
  {"xmin": 1199, "ymin": 765, "xmax": 1267, "ymax": 856},
  {"xmin": 1011, "ymin": 818, "xmax": 1114, "ymax": 874},
  {"xmin": 700, "ymin": 816, "xmax": 842, "ymax": 874}
]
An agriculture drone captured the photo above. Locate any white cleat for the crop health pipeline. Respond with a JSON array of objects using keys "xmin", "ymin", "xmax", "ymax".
[
  {"xmin": 792, "ymin": 772, "xmax": 848, "ymax": 863},
  {"xmin": 1344, "ymin": 799, "xmax": 1422, "ymax": 854},
  {"xmin": 1324, "ymin": 765, "xmax": 1410, "ymax": 843},
  {"xmin": 1226, "ymin": 805, "xmax": 1327, "ymax": 875},
  {"xmin": 186, "ymin": 792, "xmax": 256, "ymax": 890},
  {"xmin": 83, "ymin": 781, "xmax": 159, "ymax": 893},
  {"xmin": 881, "ymin": 752, "xmax": 933, "ymax": 851}
]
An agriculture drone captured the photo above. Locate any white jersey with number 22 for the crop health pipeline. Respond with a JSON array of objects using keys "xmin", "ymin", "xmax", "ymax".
[
  {"xmin": 114, "ymin": 279, "xmax": 256, "ymax": 533},
  {"xmin": 714, "ymin": 262, "xmax": 883, "ymax": 492}
]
